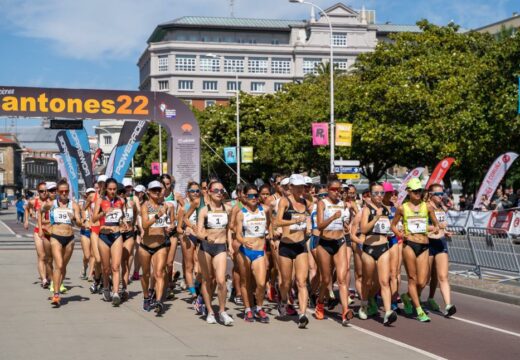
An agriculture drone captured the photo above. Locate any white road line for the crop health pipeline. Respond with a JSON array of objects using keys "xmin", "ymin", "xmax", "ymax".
[
  {"xmin": 304, "ymin": 308, "xmax": 446, "ymax": 360},
  {"xmin": 0, "ymin": 219, "xmax": 16, "ymax": 235},
  {"xmin": 452, "ymin": 316, "xmax": 520, "ymax": 338}
]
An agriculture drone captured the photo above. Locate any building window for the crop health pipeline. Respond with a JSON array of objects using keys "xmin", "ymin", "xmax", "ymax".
[
  {"xmin": 158, "ymin": 55, "xmax": 168, "ymax": 72},
  {"xmin": 248, "ymin": 57, "xmax": 268, "ymax": 73},
  {"xmin": 272, "ymin": 39, "xmax": 280, "ymax": 45},
  {"xmin": 0, "ymin": 171, "xmax": 4, "ymax": 185},
  {"xmin": 103, "ymin": 136, "xmax": 112, "ymax": 145},
  {"xmin": 251, "ymin": 82, "xmax": 265, "ymax": 93},
  {"xmin": 332, "ymin": 33, "xmax": 347, "ymax": 47},
  {"xmin": 175, "ymin": 55, "xmax": 196, "ymax": 71},
  {"xmin": 205, "ymin": 100, "xmax": 216, "ymax": 108},
  {"xmin": 178, "ymin": 80, "xmax": 193, "ymax": 91},
  {"xmin": 303, "ymin": 58, "xmax": 322, "ymax": 75},
  {"xmin": 271, "ymin": 58, "xmax": 291, "ymax": 74},
  {"xmin": 224, "ymin": 57, "xmax": 244, "ymax": 73},
  {"xmin": 274, "ymin": 82, "xmax": 286, "ymax": 92},
  {"xmin": 200, "ymin": 56, "xmax": 221, "ymax": 72},
  {"xmin": 227, "ymin": 81, "xmax": 242, "ymax": 92},
  {"xmin": 334, "ymin": 59, "xmax": 348, "ymax": 71},
  {"xmin": 158, "ymin": 80, "xmax": 169, "ymax": 91},
  {"xmin": 0, "ymin": 151, "xmax": 4, "ymax": 164},
  {"xmin": 202, "ymin": 81, "xmax": 218, "ymax": 91},
  {"xmin": 183, "ymin": 99, "xmax": 193, "ymax": 106}
]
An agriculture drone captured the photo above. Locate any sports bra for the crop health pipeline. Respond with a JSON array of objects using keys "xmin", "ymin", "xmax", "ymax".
[
  {"xmin": 322, "ymin": 198, "xmax": 345, "ymax": 231},
  {"xmin": 282, "ymin": 197, "xmax": 308, "ymax": 231},
  {"xmin": 242, "ymin": 205, "xmax": 267, "ymax": 238},
  {"xmin": 100, "ymin": 197, "xmax": 124, "ymax": 226},
  {"xmin": 367, "ymin": 203, "xmax": 391, "ymax": 235}
]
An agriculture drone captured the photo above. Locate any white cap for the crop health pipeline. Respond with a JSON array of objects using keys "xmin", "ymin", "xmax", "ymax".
[
  {"xmin": 85, "ymin": 187, "xmax": 96, "ymax": 194},
  {"xmin": 289, "ymin": 174, "xmax": 306, "ymax": 186},
  {"xmin": 304, "ymin": 176, "xmax": 313, "ymax": 185},
  {"xmin": 46, "ymin": 181, "xmax": 57, "ymax": 190},
  {"xmin": 341, "ymin": 183, "xmax": 349, "ymax": 188},
  {"xmin": 147, "ymin": 180, "xmax": 163, "ymax": 190},
  {"xmin": 122, "ymin": 178, "xmax": 133, "ymax": 187},
  {"xmin": 280, "ymin": 177, "xmax": 290, "ymax": 186},
  {"xmin": 134, "ymin": 185, "xmax": 146, "ymax": 193},
  {"xmin": 97, "ymin": 175, "xmax": 107, "ymax": 183}
]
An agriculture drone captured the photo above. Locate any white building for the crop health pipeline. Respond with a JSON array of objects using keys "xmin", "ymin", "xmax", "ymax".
[
  {"xmin": 94, "ymin": 120, "xmax": 123, "ymax": 166},
  {"xmin": 138, "ymin": 3, "xmax": 419, "ymax": 110}
]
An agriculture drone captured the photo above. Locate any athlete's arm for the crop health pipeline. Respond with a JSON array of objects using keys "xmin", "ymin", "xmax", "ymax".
[
  {"xmin": 390, "ymin": 206, "xmax": 404, "ymax": 238},
  {"xmin": 23, "ymin": 199, "xmax": 32, "ymax": 230},
  {"xmin": 361, "ymin": 206, "xmax": 383, "ymax": 235},
  {"xmin": 196, "ymin": 207, "xmax": 208, "ymax": 240},
  {"xmin": 91, "ymin": 199, "xmax": 103, "ymax": 223},
  {"xmin": 275, "ymin": 198, "xmax": 299, "ymax": 227},
  {"xmin": 72, "ymin": 202, "xmax": 82, "ymax": 227},
  {"xmin": 316, "ymin": 200, "xmax": 341, "ymax": 231},
  {"xmin": 427, "ymin": 204, "xmax": 440, "ymax": 234}
]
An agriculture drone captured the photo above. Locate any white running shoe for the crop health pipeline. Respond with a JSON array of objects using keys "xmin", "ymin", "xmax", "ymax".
[
  {"xmin": 206, "ymin": 313, "xmax": 217, "ymax": 324},
  {"xmin": 112, "ymin": 293, "xmax": 121, "ymax": 306},
  {"xmin": 358, "ymin": 306, "xmax": 368, "ymax": 320},
  {"xmin": 219, "ymin": 311, "xmax": 234, "ymax": 326}
]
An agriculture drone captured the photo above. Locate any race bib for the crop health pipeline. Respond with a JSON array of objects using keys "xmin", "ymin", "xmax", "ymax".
[
  {"xmin": 324, "ymin": 206, "xmax": 344, "ymax": 231},
  {"xmin": 207, "ymin": 211, "xmax": 228, "ymax": 229},
  {"xmin": 407, "ymin": 217, "xmax": 427, "ymax": 234},
  {"xmin": 105, "ymin": 210, "xmax": 122, "ymax": 224},
  {"xmin": 54, "ymin": 208, "xmax": 72, "ymax": 224},
  {"xmin": 373, "ymin": 216, "xmax": 391, "ymax": 235},
  {"xmin": 435, "ymin": 211, "xmax": 446, "ymax": 224},
  {"xmin": 289, "ymin": 214, "xmax": 307, "ymax": 231},
  {"xmin": 124, "ymin": 208, "xmax": 134, "ymax": 223},
  {"xmin": 244, "ymin": 218, "xmax": 267, "ymax": 238},
  {"xmin": 150, "ymin": 214, "xmax": 168, "ymax": 228}
]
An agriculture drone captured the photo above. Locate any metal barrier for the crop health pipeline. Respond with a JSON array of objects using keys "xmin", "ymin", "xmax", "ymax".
[
  {"xmin": 466, "ymin": 227, "xmax": 520, "ymax": 280},
  {"xmin": 446, "ymin": 226, "xmax": 480, "ymax": 277}
]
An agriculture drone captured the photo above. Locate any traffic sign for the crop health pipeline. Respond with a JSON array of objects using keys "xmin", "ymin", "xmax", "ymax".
[
  {"xmin": 334, "ymin": 166, "xmax": 360, "ymax": 174},
  {"xmin": 338, "ymin": 173, "xmax": 361, "ymax": 180},
  {"xmin": 334, "ymin": 160, "xmax": 360, "ymax": 167}
]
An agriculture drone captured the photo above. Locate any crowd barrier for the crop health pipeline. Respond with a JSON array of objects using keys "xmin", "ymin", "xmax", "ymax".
[
  {"xmin": 446, "ymin": 225, "xmax": 520, "ymax": 280},
  {"xmin": 446, "ymin": 208, "xmax": 520, "ymax": 238}
]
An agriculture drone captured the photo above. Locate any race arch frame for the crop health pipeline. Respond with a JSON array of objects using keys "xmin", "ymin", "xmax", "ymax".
[{"xmin": 0, "ymin": 86, "xmax": 200, "ymax": 195}]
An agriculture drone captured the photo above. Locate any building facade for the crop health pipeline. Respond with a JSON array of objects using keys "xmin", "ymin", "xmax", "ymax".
[
  {"xmin": 473, "ymin": 12, "xmax": 519, "ymax": 35},
  {"xmin": 0, "ymin": 134, "xmax": 22, "ymax": 198},
  {"xmin": 138, "ymin": 3, "xmax": 419, "ymax": 110}
]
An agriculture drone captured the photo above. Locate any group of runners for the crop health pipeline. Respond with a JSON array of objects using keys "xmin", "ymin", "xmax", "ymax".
[{"xmin": 24, "ymin": 171, "xmax": 457, "ymax": 328}]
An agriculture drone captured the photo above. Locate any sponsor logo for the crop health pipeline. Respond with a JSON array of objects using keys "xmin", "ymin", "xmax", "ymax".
[
  {"xmin": 57, "ymin": 135, "xmax": 77, "ymax": 180},
  {"xmin": 69, "ymin": 131, "xmax": 91, "ymax": 178},
  {"xmin": 503, "ymin": 154, "xmax": 511, "ymax": 163},
  {"xmin": 0, "ymin": 88, "xmax": 15, "ymax": 95},
  {"xmin": 441, "ymin": 160, "xmax": 449, "ymax": 168},
  {"xmin": 114, "ymin": 121, "xmax": 146, "ymax": 176},
  {"xmin": 181, "ymin": 123, "xmax": 193, "ymax": 133},
  {"xmin": 412, "ymin": 169, "xmax": 419, "ymax": 176},
  {"xmin": 159, "ymin": 102, "xmax": 176, "ymax": 119}
]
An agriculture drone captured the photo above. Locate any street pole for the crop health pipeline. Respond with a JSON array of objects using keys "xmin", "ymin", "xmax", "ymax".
[
  {"xmin": 236, "ymin": 72, "xmax": 240, "ymax": 185},
  {"xmin": 159, "ymin": 124, "xmax": 163, "ymax": 175}
]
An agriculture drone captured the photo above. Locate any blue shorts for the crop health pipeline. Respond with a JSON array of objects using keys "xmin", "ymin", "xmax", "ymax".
[
  {"xmin": 239, "ymin": 245, "xmax": 264, "ymax": 262},
  {"xmin": 99, "ymin": 232, "xmax": 122, "ymax": 247},
  {"xmin": 429, "ymin": 237, "xmax": 448, "ymax": 256},
  {"xmin": 309, "ymin": 235, "xmax": 319, "ymax": 250},
  {"xmin": 388, "ymin": 236, "xmax": 399, "ymax": 248},
  {"xmin": 80, "ymin": 228, "xmax": 91, "ymax": 238}
]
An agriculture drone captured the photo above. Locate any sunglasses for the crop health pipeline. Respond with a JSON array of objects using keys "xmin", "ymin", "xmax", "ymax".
[
  {"xmin": 188, "ymin": 189, "xmax": 200, "ymax": 194},
  {"xmin": 38, "ymin": 189, "xmax": 47, "ymax": 193},
  {"xmin": 211, "ymin": 189, "xmax": 226, "ymax": 195},
  {"xmin": 58, "ymin": 190, "xmax": 69, "ymax": 195},
  {"xmin": 411, "ymin": 189, "xmax": 423, "ymax": 194},
  {"xmin": 431, "ymin": 192, "xmax": 445, "ymax": 197},
  {"xmin": 318, "ymin": 193, "xmax": 328, "ymax": 198},
  {"xmin": 48, "ymin": 189, "xmax": 56, "ymax": 193},
  {"xmin": 328, "ymin": 187, "xmax": 341, "ymax": 192},
  {"xmin": 246, "ymin": 193, "xmax": 259, "ymax": 199},
  {"xmin": 371, "ymin": 191, "xmax": 385, "ymax": 196}
]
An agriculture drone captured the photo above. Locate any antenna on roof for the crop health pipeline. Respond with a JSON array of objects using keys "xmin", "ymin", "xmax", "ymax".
[{"xmin": 229, "ymin": 0, "xmax": 235, "ymax": 18}]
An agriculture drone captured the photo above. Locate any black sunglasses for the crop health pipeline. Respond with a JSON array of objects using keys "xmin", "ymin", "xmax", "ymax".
[
  {"xmin": 246, "ymin": 193, "xmax": 259, "ymax": 199},
  {"xmin": 211, "ymin": 189, "xmax": 226, "ymax": 195}
]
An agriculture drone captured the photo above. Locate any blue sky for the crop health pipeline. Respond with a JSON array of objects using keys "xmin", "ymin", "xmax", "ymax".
[{"xmin": 0, "ymin": 0, "xmax": 518, "ymax": 134}]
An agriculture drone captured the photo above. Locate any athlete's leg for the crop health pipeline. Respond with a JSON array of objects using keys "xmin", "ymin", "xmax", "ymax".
[
  {"xmin": 212, "ymin": 252, "xmax": 228, "ymax": 313},
  {"xmin": 376, "ymin": 251, "xmax": 392, "ymax": 312},
  {"xmin": 152, "ymin": 247, "xmax": 168, "ymax": 301},
  {"xmin": 333, "ymin": 245, "xmax": 350, "ymax": 313},
  {"xmin": 294, "ymin": 253, "xmax": 309, "ymax": 314},
  {"xmin": 33, "ymin": 233, "xmax": 47, "ymax": 283}
]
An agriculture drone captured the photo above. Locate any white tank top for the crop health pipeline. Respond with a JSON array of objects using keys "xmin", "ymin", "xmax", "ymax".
[
  {"xmin": 323, "ymin": 198, "xmax": 345, "ymax": 231},
  {"xmin": 242, "ymin": 206, "xmax": 267, "ymax": 238}
]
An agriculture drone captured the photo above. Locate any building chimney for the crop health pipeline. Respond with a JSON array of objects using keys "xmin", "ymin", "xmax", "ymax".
[
  {"xmin": 360, "ymin": 5, "xmax": 367, "ymax": 25},
  {"xmin": 310, "ymin": 6, "xmax": 316, "ymax": 23}
]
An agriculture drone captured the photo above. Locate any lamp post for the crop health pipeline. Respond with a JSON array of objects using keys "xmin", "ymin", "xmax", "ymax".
[{"xmin": 289, "ymin": 0, "xmax": 335, "ymax": 173}]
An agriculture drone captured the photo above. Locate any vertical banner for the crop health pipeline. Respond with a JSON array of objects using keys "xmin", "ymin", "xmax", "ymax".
[
  {"xmin": 65, "ymin": 129, "xmax": 94, "ymax": 188},
  {"xmin": 134, "ymin": 167, "xmax": 143, "ymax": 179},
  {"xmin": 473, "ymin": 152, "xmax": 519, "ymax": 210},
  {"xmin": 396, "ymin": 167, "xmax": 425, "ymax": 205},
  {"xmin": 335, "ymin": 123, "xmax": 352, "ymax": 147},
  {"xmin": 224, "ymin": 147, "xmax": 237, "ymax": 164},
  {"xmin": 425, "ymin": 157, "xmax": 455, "ymax": 189},
  {"xmin": 312, "ymin": 123, "xmax": 329, "ymax": 146},
  {"xmin": 55, "ymin": 155, "xmax": 76, "ymax": 200},
  {"xmin": 241, "ymin": 147, "xmax": 253, "ymax": 163},
  {"xmin": 55, "ymin": 132, "xmax": 80, "ymax": 200},
  {"xmin": 105, "ymin": 120, "xmax": 149, "ymax": 182},
  {"xmin": 151, "ymin": 162, "xmax": 161, "ymax": 175},
  {"xmin": 162, "ymin": 162, "xmax": 168, "ymax": 175}
]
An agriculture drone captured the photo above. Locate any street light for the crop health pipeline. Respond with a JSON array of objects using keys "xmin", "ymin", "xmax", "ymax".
[
  {"xmin": 207, "ymin": 53, "xmax": 241, "ymax": 185},
  {"xmin": 289, "ymin": 0, "xmax": 335, "ymax": 173}
]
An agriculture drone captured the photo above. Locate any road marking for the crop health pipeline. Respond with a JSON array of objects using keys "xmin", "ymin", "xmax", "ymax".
[
  {"xmin": 452, "ymin": 316, "xmax": 520, "ymax": 338},
  {"xmin": 0, "ymin": 219, "xmax": 16, "ymax": 235}
]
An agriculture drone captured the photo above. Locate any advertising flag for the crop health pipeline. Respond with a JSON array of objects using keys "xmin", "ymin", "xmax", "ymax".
[
  {"xmin": 65, "ymin": 129, "xmax": 94, "ymax": 188},
  {"xmin": 241, "ymin": 147, "xmax": 253, "ymax": 163},
  {"xmin": 55, "ymin": 131, "xmax": 80, "ymax": 199},
  {"xmin": 224, "ymin": 147, "xmax": 237, "ymax": 164},
  {"xmin": 335, "ymin": 123, "xmax": 352, "ymax": 147},
  {"xmin": 105, "ymin": 120, "xmax": 149, "ymax": 182},
  {"xmin": 473, "ymin": 152, "xmax": 519, "ymax": 210},
  {"xmin": 312, "ymin": 123, "xmax": 329, "ymax": 146},
  {"xmin": 396, "ymin": 167, "xmax": 425, "ymax": 205},
  {"xmin": 151, "ymin": 162, "xmax": 161, "ymax": 175},
  {"xmin": 425, "ymin": 157, "xmax": 455, "ymax": 189},
  {"xmin": 134, "ymin": 167, "xmax": 142, "ymax": 179}
]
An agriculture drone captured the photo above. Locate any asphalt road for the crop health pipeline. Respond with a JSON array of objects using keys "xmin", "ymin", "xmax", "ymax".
[{"xmin": 1, "ymin": 212, "xmax": 519, "ymax": 360}]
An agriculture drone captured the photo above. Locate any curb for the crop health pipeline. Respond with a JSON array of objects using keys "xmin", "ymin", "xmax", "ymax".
[{"xmin": 451, "ymin": 284, "xmax": 520, "ymax": 307}]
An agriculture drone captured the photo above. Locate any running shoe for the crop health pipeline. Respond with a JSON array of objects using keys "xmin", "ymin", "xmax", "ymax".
[
  {"xmin": 80, "ymin": 268, "xmax": 88, "ymax": 280},
  {"xmin": 286, "ymin": 304, "xmax": 297, "ymax": 316},
  {"xmin": 42, "ymin": 279, "xmax": 49, "ymax": 289},
  {"xmin": 120, "ymin": 289, "xmax": 129, "ymax": 302},
  {"xmin": 112, "ymin": 293, "xmax": 121, "ymax": 306},
  {"xmin": 49, "ymin": 281, "xmax": 54, "ymax": 293},
  {"xmin": 342, "ymin": 309, "xmax": 354, "ymax": 327},
  {"xmin": 59, "ymin": 284, "xmax": 67, "ymax": 294},
  {"xmin": 131, "ymin": 272, "xmax": 140, "ymax": 281},
  {"xmin": 179, "ymin": 280, "xmax": 187, "ymax": 291},
  {"xmin": 391, "ymin": 301, "xmax": 399, "ymax": 312},
  {"xmin": 327, "ymin": 296, "xmax": 339, "ymax": 311},
  {"xmin": 254, "ymin": 308, "xmax": 270, "ymax": 323},
  {"xmin": 89, "ymin": 282, "xmax": 99, "ymax": 294},
  {"xmin": 444, "ymin": 304, "xmax": 457, "ymax": 318},
  {"xmin": 416, "ymin": 310, "xmax": 431, "ymax": 322},
  {"xmin": 234, "ymin": 295, "xmax": 243, "ymax": 306},
  {"xmin": 194, "ymin": 295, "xmax": 205, "ymax": 315},
  {"xmin": 244, "ymin": 310, "xmax": 255, "ymax": 323},
  {"xmin": 206, "ymin": 313, "xmax": 217, "ymax": 324},
  {"xmin": 277, "ymin": 302, "xmax": 287, "ymax": 317},
  {"xmin": 219, "ymin": 311, "xmax": 234, "ymax": 326},
  {"xmin": 358, "ymin": 305, "xmax": 368, "ymax": 320},
  {"xmin": 314, "ymin": 302, "xmax": 325, "ymax": 320},
  {"xmin": 367, "ymin": 299, "xmax": 379, "ymax": 317},
  {"xmin": 298, "ymin": 314, "xmax": 309, "ymax": 329},
  {"xmin": 102, "ymin": 288, "xmax": 112, "ymax": 302},
  {"xmin": 428, "ymin": 298, "xmax": 441, "ymax": 312},
  {"xmin": 166, "ymin": 287, "xmax": 175, "ymax": 300},
  {"xmin": 143, "ymin": 297, "xmax": 151, "ymax": 312},
  {"xmin": 383, "ymin": 310, "xmax": 398, "ymax": 326},
  {"xmin": 400, "ymin": 293, "xmax": 413, "ymax": 315},
  {"xmin": 154, "ymin": 301, "xmax": 164, "ymax": 314},
  {"xmin": 51, "ymin": 294, "xmax": 60, "ymax": 306},
  {"xmin": 148, "ymin": 289, "xmax": 156, "ymax": 302}
]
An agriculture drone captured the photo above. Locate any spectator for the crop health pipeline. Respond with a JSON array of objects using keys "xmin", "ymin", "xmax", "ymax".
[
  {"xmin": 458, "ymin": 195, "xmax": 467, "ymax": 210},
  {"xmin": 15, "ymin": 196, "xmax": 25, "ymax": 223},
  {"xmin": 477, "ymin": 195, "xmax": 491, "ymax": 211},
  {"xmin": 506, "ymin": 187, "xmax": 518, "ymax": 208}
]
